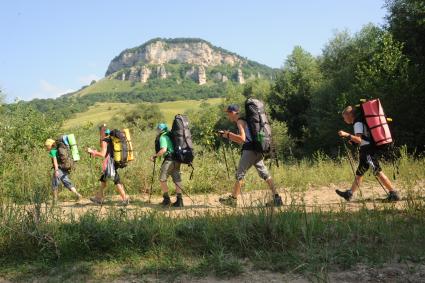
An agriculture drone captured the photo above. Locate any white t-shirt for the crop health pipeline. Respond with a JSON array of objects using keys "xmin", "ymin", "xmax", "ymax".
[{"xmin": 354, "ymin": 122, "xmax": 370, "ymax": 147}]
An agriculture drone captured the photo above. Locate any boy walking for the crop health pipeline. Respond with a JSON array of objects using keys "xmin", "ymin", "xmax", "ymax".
[
  {"xmin": 150, "ymin": 123, "xmax": 184, "ymax": 207},
  {"xmin": 45, "ymin": 138, "xmax": 82, "ymax": 203},
  {"xmin": 336, "ymin": 106, "xmax": 400, "ymax": 201},
  {"xmin": 218, "ymin": 104, "xmax": 283, "ymax": 207}
]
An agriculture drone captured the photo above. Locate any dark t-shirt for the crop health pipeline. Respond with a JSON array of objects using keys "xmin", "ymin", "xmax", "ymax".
[{"xmin": 103, "ymin": 137, "xmax": 114, "ymax": 158}]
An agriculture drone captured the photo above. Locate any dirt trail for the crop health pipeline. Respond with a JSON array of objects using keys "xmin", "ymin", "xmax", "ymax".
[{"xmin": 23, "ymin": 182, "xmax": 423, "ymax": 219}]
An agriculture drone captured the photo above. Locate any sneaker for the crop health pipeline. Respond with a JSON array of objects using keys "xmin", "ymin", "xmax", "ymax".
[
  {"xmin": 385, "ymin": 190, "xmax": 400, "ymax": 202},
  {"xmin": 161, "ymin": 196, "xmax": 171, "ymax": 207},
  {"xmin": 336, "ymin": 189, "xmax": 353, "ymax": 201},
  {"xmin": 172, "ymin": 197, "xmax": 184, "ymax": 208},
  {"xmin": 90, "ymin": 197, "xmax": 103, "ymax": 204},
  {"xmin": 266, "ymin": 195, "xmax": 283, "ymax": 207},
  {"xmin": 219, "ymin": 195, "xmax": 237, "ymax": 207}
]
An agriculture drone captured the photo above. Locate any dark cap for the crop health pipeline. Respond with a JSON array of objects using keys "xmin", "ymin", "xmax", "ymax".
[{"xmin": 225, "ymin": 104, "xmax": 240, "ymax": 113}]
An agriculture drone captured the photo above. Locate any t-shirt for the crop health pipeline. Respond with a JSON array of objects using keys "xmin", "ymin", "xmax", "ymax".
[
  {"xmin": 354, "ymin": 122, "xmax": 370, "ymax": 147},
  {"xmin": 159, "ymin": 133, "xmax": 174, "ymax": 156},
  {"xmin": 239, "ymin": 118, "xmax": 254, "ymax": 151},
  {"xmin": 103, "ymin": 137, "xmax": 114, "ymax": 158},
  {"xmin": 49, "ymin": 148, "xmax": 58, "ymax": 158}
]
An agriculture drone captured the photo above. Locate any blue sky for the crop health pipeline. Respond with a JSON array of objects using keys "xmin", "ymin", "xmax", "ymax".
[{"xmin": 0, "ymin": 0, "xmax": 387, "ymax": 101}]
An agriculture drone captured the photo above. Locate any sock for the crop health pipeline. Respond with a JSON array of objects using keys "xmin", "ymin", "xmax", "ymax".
[
  {"xmin": 347, "ymin": 189, "xmax": 353, "ymax": 196},
  {"xmin": 163, "ymin": 192, "xmax": 169, "ymax": 198}
]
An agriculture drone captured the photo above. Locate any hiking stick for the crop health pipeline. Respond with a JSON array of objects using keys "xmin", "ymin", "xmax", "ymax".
[
  {"xmin": 343, "ymin": 139, "xmax": 364, "ymax": 197},
  {"xmin": 373, "ymin": 174, "xmax": 389, "ymax": 196},
  {"xmin": 220, "ymin": 139, "xmax": 230, "ymax": 179},
  {"xmin": 173, "ymin": 180, "xmax": 195, "ymax": 204},
  {"xmin": 148, "ymin": 158, "xmax": 156, "ymax": 203}
]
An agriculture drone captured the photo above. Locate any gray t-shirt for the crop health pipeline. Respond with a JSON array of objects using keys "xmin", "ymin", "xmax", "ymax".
[{"xmin": 354, "ymin": 122, "xmax": 370, "ymax": 147}]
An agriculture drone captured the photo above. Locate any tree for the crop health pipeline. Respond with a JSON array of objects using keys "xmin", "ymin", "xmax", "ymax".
[{"xmin": 268, "ymin": 46, "xmax": 322, "ymax": 147}]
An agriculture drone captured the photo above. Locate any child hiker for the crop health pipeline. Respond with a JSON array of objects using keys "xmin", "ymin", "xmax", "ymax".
[
  {"xmin": 336, "ymin": 106, "xmax": 400, "ymax": 202},
  {"xmin": 218, "ymin": 104, "xmax": 283, "ymax": 207},
  {"xmin": 45, "ymin": 138, "xmax": 82, "ymax": 203},
  {"xmin": 87, "ymin": 127, "xmax": 130, "ymax": 205},
  {"xmin": 150, "ymin": 123, "xmax": 184, "ymax": 207}
]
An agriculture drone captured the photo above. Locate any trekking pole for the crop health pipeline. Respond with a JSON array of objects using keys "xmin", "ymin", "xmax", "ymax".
[
  {"xmin": 343, "ymin": 139, "xmax": 364, "ymax": 198},
  {"xmin": 148, "ymin": 158, "xmax": 156, "ymax": 203},
  {"xmin": 173, "ymin": 180, "xmax": 195, "ymax": 204},
  {"xmin": 220, "ymin": 137, "xmax": 230, "ymax": 179},
  {"xmin": 372, "ymin": 174, "xmax": 389, "ymax": 197}
]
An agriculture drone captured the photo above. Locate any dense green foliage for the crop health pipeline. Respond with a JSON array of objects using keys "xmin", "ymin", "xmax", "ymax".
[{"xmin": 121, "ymin": 103, "xmax": 164, "ymax": 131}]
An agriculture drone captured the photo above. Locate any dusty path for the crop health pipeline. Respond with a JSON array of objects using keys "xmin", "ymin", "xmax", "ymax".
[{"xmin": 21, "ymin": 181, "xmax": 424, "ymax": 219}]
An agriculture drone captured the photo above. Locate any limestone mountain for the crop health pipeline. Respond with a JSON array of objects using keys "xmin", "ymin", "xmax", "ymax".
[{"xmin": 104, "ymin": 38, "xmax": 276, "ymax": 85}]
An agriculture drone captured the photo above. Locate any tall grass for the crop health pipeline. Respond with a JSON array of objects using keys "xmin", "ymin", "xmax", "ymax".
[
  {"xmin": 1, "ymin": 125, "xmax": 425, "ymax": 280},
  {"xmin": 1, "ymin": 125, "xmax": 424, "ymax": 203}
]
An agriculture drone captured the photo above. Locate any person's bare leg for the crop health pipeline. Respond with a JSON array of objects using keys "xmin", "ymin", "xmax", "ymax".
[
  {"xmin": 115, "ymin": 183, "xmax": 127, "ymax": 201},
  {"xmin": 160, "ymin": 181, "xmax": 169, "ymax": 194},
  {"xmin": 70, "ymin": 187, "xmax": 82, "ymax": 199},
  {"xmin": 232, "ymin": 180, "xmax": 243, "ymax": 197},
  {"xmin": 376, "ymin": 172, "xmax": 394, "ymax": 191},
  {"xmin": 265, "ymin": 177, "xmax": 277, "ymax": 195},
  {"xmin": 95, "ymin": 182, "xmax": 106, "ymax": 200},
  {"xmin": 350, "ymin": 175, "xmax": 363, "ymax": 193},
  {"xmin": 52, "ymin": 190, "xmax": 58, "ymax": 204},
  {"xmin": 174, "ymin": 182, "xmax": 183, "ymax": 194}
]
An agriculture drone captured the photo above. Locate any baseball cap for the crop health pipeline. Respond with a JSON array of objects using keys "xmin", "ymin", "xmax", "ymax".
[{"xmin": 225, "ymin": 104, "xmax": 240, "ymax": 113}]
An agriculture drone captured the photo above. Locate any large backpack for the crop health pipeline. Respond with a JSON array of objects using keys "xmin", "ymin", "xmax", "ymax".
[
  {"xmin": 170, "ymin": 114, "xmax": 195, "ymax": 164},
  {"xmin": 356, "ymin": 98, "xmax": 393, "ymax": 147},
  {"xmin": 110, "ymin": 129, "xmax": 130, "ymax": 168},
  {"xmin": 55, "ymin": 135, "xmax": 75, "ymax": 171},
  {"xmin": 245, "ymin": 98, "xmax": 272, "ymax": 154}
]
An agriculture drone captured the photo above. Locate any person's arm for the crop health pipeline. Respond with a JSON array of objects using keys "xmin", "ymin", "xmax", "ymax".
[
  {"xmin": 221, "ymin": 120, "xmax": 246, "ymax": 145},
  {"xmin": 87, "ymin": 141, "xmax": 108, "ymax": 158},
  {"xmin": 151, "ymin": 147, "xmax": 167, "ymax": 161},
  {"xmin": 338, "ymin": 130, "xmax": 362, "ymax": 144}
]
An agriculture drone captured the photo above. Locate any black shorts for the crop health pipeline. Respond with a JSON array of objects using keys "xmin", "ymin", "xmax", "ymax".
[
  {"xmin": 99, "ymin": 169, "xmax": 122, "ymax": 185},
  {"xmin": 356, "ymin": 146, "xmax": 382, "ymax": 176}
]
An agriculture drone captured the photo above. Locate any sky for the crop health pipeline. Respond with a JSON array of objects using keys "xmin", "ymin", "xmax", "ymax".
[{"xmin": 0, "ymin": 0, "xmax": 388, "ymax": 102}]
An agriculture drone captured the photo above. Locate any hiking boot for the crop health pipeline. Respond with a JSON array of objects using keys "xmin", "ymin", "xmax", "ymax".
[
  {"xmin": 335, "ymin": 189, "xmax": 353, "ymax": 201},
  {"xmin": 161, "ymin": 196, "xmax": 171, "ymax": 207},
  {"xmin": 90, "ymin": 197, "xmax": 103, "ymax": 204},
  {"xmin": 219, "ymin": 195, "xmax": 237, "ymax": 207},
  {"xmin": 172, "ymin": 197, "xmax": 184, "ymax": 208},
  {"xmin": 266, "ymin": 195, "xmax": 283, "ymax": 207},
  {"xmin": 385, "ymin": 190, "xmax": 400, "ymax": 202}
]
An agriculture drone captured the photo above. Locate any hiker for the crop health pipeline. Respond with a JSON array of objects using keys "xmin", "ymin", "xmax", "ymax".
[
  {"xmin": 45, "ymin": 138, "xmax": 82, "ymax": 203},
  {"xmin": 150, "ymin": 123, "xmax": 184, "ymax": 207},
  {"xmin": 87, "ymin": 128, "xmax": 130, "ymax": 205},
  {"xmin": 336, "ymin": 106, "xmax": 400, "ymax": 201},
  {"xmin": 218, "ymin": 104, "xmax": 283, "ymax": 207}
]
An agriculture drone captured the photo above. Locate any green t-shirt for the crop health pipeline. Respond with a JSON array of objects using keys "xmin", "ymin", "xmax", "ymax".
[
  {"xmin": 159, "ymin": 132, "xmax": 174, "ymax": 156},
  {"xmin": 49, "ymin": 148, "xmax": 58, "ymax": 158}
]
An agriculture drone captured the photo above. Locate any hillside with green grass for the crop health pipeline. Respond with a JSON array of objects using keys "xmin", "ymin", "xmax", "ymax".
[{"xmin": 63, "ymin": 98, "xmax": 223, "ymax": 129}]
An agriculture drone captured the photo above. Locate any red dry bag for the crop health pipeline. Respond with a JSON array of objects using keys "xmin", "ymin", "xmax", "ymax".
[{"xmin": 360, "ymin": 99, "xmax": 393, "ymax": 146}]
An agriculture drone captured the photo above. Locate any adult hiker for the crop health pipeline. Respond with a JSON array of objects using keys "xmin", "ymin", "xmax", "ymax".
[
  {"xmin": 150, "ymin": 123, "xmax": 184, "ymax": 207},
  {"xmin": 218, "ymin": 104, "xmax": 283, "ymax": 207},
  {"xmin": 45, "ymin": 138, "xmax": 82, "ymax": 203},
  {"xmin": 336, "ymin": 105, "xmax": 400, "ymax": 202},
  {"xmin": 87, "ymin": 127, "xmax": 130, "ymax": 205}
]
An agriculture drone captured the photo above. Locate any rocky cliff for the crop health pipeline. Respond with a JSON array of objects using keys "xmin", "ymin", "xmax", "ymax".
[{"xmin": 104, "ymin": 38, "xmax": 275, "ymax": 85}]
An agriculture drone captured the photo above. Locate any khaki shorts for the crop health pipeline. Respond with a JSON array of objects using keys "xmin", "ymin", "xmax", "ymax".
[
  {"xmin": 236, "ymin": 150, "xmax": 270, "ymax": 181},
  {"xmin": 159, "ymin": 160, "xmax": 182, "ymax": 183}
]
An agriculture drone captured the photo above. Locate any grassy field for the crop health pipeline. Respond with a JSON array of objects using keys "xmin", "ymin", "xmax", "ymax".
[
  {"xmin": 63, "ymin": 98, "xmax": 223, "ymax": 129},
  {"xmin": 73, "ymin": 79, "xmax": 143, "ymax": 97}
]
